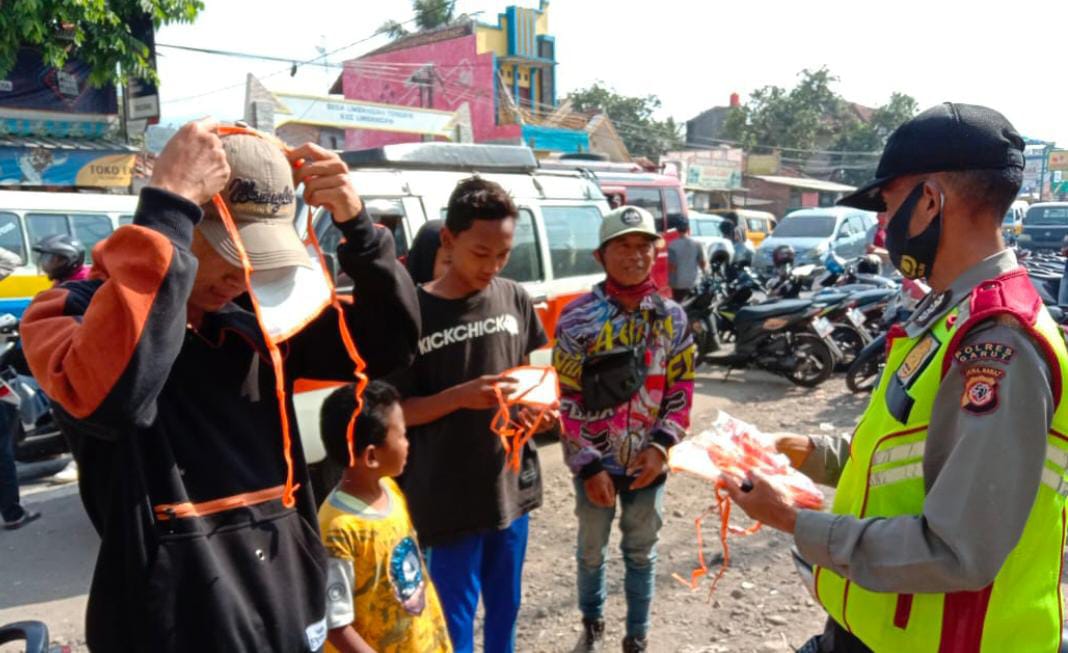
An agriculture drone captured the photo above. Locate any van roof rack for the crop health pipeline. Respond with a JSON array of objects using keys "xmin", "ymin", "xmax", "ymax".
[{"xmin": 341, "ymin": 143, "xmax": 538, "ymax": 172}]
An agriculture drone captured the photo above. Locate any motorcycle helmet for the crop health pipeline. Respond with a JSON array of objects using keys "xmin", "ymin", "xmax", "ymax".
[
  {"xmin": 772, "ymin": 244, "xmax": 795, "ymax": 268},
  {"xmin": 32, "ymin": 234, "xmax": 85, "ymax": 282},
  {"xmin": 856, "ymin": 254, "xmax": 882, "ymax": 275},
  {"xmin": 709, "ymin": 247, "xmax": 731, "ymax": 269}
]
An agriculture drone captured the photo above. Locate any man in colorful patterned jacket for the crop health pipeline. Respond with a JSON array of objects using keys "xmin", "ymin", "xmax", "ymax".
[{"xmin": 554, "ymin": 206, "xmax": 696, "ymax": 653}]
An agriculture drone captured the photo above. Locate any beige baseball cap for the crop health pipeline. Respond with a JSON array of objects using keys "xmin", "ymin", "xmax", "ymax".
[
  {"xmin": 599, "ymin": 205, "xmax": 660, "ymax": 247},
  {"xmin": 198, "ymin": 132, "xmax": 311, "ymax": 271},
  {"xmin": 198, "ymin": 130, "xmax": 331, "ymax": 341}
]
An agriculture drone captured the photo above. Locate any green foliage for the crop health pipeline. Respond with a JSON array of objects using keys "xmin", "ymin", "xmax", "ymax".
[
  {"xmin": 721, "ymin": 68, "xmax": 918, "ymax": 184},
  {"xmin": 377, "ymin": 0, "xmax": 456, "ymax": 39},
  {"xmin": 0, "ymin": 0, "xmax": 203, "ymax": 87},
  {"xmin": 567, "ymin": 83, "xmax": 682, "ymax": 161}
]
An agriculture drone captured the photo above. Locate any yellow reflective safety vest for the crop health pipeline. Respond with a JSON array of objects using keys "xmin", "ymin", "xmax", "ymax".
[{"xmin": 815, "ymin": 270, "xmax": 1068, "ymax": 652}]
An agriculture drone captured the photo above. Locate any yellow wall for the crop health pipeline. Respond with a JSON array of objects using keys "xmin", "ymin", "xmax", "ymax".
[
  {"xmin": 476, "ymin": 20, "xmax": 509, "ymax": 56},
  {"xmin": 475, "ymin": 3, "xmax": 552, "ymax": 57}
]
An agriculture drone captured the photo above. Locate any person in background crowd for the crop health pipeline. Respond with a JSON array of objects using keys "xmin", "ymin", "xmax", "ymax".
[
  {"xmin": 33, "ymin": 234, "xmax": 89, "ymax": 284},
  {"xmin": 20, "ymin": 120, "xmax": 419, "ymax": 652},
  {"xmin": 554, "ymin": 206, "xmax": 696, "ymax": 653},
  {"xmin": 666, "ymin": 217, "xmax": 707, "ymax": 302},
  {"xmin": 391, "ymin": 178, "xmax": 553, "ymax": 653},
  {"xmin": 0, "ymin": 244, "xmax": 40, "ymax": 529},
  {"xmin": 725, "ymin": 104, "xmax": 1068, "ymax": 653},
  {"xmin": 405, "ymin": 220, "xmax": 448, "ymax": 286},
  {"xmin": 866, "ymin": 213, "xmax": 890, "ymax": 275},
  {"xmin": 318, "ymin": 380, "xmax": 452, "ymax": 653},
  {"xmin": 27, "ymin": 235, "xmax": 91, "ymax": 484}
]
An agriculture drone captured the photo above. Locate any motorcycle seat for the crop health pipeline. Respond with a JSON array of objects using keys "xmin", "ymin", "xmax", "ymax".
[
  {"xmin": 735, "ymin": 299, "xmax": 813, "ymax": 323},
  {"xmin": 811, "ymin": 291, "xmax": 851, "ymax": 305},
  {"xmin": 851, "ymin": 288, "xmax": 895, "ymax": 306}
]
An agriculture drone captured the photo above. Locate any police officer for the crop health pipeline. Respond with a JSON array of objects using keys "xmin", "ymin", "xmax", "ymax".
[{"xmin": 724, "ymin": 103, "xmax": 1068, "ymax": 652}]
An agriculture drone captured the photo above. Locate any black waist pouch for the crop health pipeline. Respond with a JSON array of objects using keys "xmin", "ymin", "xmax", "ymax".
[{"xmin": 580, "ymin": 347, "xmax": 647, "ymax": 412}]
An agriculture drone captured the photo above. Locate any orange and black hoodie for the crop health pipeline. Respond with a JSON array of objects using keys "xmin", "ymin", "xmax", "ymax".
[{"xmin": 21, "ymin": 188, "xmax": 419, "ymax": 652}]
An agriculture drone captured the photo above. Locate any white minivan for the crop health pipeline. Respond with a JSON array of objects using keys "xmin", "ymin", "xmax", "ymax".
[
  {"xmin": 0, "ymin": 189, "xmax": 138, "ymax": 316},
  {"xmin": 295, "ymin": 143, "xmax": 611, "ymax": 498}
]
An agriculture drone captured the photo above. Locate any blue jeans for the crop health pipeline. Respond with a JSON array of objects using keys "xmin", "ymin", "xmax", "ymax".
[
  {"xmin": 574, "ymin": 477, "xmax": 666, "ymax": 639},
  {"xmin": 0, "ymin": 399, "xmax": 23, "ymax": 523},
  {"xmin": 425, "ymin": 514, "xmax": 530, "ymax": 653}
]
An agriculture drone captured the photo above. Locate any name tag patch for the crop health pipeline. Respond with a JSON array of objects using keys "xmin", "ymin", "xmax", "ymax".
[{"xmin": 954, "ymin": 341, "xmax": 1015, "ymax": 365}]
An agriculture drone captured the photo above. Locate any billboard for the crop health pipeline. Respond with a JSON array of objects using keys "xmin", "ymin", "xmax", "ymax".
[
  {"xmin": 1049, "ymin": 150, "xmax": 1068, "ymax": 172},
  {"xmin": 0, "ymin": 47, "xmax": 118, "ymax": 115},
  {"xmin": 662, "ymin": 148, "xmax": 744, "ymax": 191},
  {"xmin": 0, "ymin": 147, "xmax": 135, "ymax": 187}
]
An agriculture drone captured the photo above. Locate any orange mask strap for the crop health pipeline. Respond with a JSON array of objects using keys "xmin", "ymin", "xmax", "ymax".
[
  {"xmin": 672, "ymin": 480, "xmax": 762, "ymax": 598},
  {"xmin": 489, "ymin": 367, "xmax": 552, "ymax": 472},
  {"xmin": 210, "ymin": 125, "xmax": 370, "ymax": 506},
  {"xmin": 211, "ymin": 194, "xmax": 300, "ymax": 507}
]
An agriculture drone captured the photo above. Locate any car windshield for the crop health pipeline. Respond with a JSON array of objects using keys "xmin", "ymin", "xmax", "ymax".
[
  {"xmin": 1026, "ymin": 207, "xmax": 1068, "ymax": 226},
  {"xmin": 691, "ymin": 216, "xmax": 725, "ymax": 237},
  {"xmin": 1003, "ymin": 211, "xmax": 1015, "ymax": 224},
  {"xmin": 772, "ymin": 216, "xmax": 836, "ymax": 238}
]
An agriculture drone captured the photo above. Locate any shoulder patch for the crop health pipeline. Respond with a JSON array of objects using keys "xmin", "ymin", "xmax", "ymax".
[
  {"xmin": 954, "ymin": 341, "xmax": 1016, "ymax": 366},
  {"xmin": 961, "ymin": 366, "xmax": 1005, "ymax": 415}
]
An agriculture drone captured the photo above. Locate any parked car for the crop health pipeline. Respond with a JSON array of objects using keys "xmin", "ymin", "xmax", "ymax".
[
  {"xmin": 1002, "ymin": 199, "xmax": 1028, "ymax": 244},
  {"xmin": 296, "ymin": 143, "xmax": 611, "ymax": 499},
  {"xmin": 710, "ymin": 209, "xmax": 777, "ymax": 246},
  {"xmin": 755, "ymin": 207, "xmax": 876, "ymax": 273},
  {"xmin": 1019, "ymin": 202, "xmax": 1068, "ymax": 251},
  {"xmin": 0, "ymin": 190, "xmax": 138, "ymax": 317},
  {"xmin": 687, "ymin": 212, "xmax": 734, "ymax": 263}
]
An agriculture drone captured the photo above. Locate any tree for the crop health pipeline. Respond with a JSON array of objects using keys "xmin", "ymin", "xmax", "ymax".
[
  {"xmin": 377, "ymin": 0, "xmax": 457, "ymax": 39},
  {"xmin": 567, "ymin": 83, "xmax": 682, "ymax": 161},
  {"xmin": 721, "ymin": 68, "xmax": 917, "ymax": 184},
  {"xmin": 0, "ymin": 1, "xmax": 203, "ymax": 87}
]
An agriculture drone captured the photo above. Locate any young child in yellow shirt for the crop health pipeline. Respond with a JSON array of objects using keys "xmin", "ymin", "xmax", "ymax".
[{"xmin": 318, "ymin": 381, "xmax": 452, "ymax": 653}]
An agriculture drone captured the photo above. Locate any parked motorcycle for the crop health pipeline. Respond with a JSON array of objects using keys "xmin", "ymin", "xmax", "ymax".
[
  {"xmin": 0, "ymin": 315, "xmax": 64, "ymax": 462},
  {"xmin": 684, "ymin": 269, "xmax": 839, "ymax": 387}
]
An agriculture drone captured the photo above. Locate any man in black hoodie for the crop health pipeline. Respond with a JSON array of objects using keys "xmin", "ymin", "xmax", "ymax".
[{"xmin": 21, "ymin": 120, "xmax": 419, "ymax": 652}]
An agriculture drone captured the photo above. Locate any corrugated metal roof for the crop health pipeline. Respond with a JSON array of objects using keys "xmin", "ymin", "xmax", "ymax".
[{"xmin": 0, "ymin": 135, "xmax": 138, "ymax": 152}]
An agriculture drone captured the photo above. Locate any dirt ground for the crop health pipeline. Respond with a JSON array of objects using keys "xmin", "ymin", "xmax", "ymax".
[{"xmin": 1, "ymin": 368, "xmax": 870, "ymax": 652}]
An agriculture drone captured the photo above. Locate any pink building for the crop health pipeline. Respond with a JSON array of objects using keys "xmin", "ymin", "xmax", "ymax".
[{"xmin": 330, "ymin": 3, "xmax": 589, "ymax": 153}]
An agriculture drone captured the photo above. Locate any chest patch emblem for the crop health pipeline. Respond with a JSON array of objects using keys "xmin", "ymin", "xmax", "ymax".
[{"xmin": 896, "ymin": 333, "xmax": 940, "ymax": 388}]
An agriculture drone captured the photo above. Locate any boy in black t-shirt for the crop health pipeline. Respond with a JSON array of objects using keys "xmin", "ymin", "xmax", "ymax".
[{"xmin": 392, "ymin": 178, "xmax": 552, "ymax": 653}]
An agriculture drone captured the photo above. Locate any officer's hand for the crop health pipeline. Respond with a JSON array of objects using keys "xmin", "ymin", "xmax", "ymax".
[
  {"xmin": 584, "ymin": 471, "xmax": 616, "ymax": 508},
  {"xmin": 772, "ymin": 433, "xmax": 813, "ymax": 469},
  {"xmin": 150, "ymin": 118, "xmax": 230, "ymax": 206},
  {"xmin": 722, "ymin": 469, "xmax": 798, "ymax": 534},
  {"xmin": 628, "ymin": 446, "xmax": 667, "ymax": 490},
  {"xmin": 289, "ymin": 143, "xmax": 363, "ymax": 222}
]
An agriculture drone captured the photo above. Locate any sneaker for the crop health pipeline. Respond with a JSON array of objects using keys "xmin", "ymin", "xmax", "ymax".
[
  {"xmin": 579, "ymin": 618, "xmax": 605, "ymax": 652},
  {"xmin": 4, "ymin": 509, "xmax": 41, "ymax": 530},
  {"xmin": 621, "ymin": 635, "xmax": 647, "ymax": 653},
  {"xmin": 49, "ymin": 461, "xmax": 78, "ymax": 485}
]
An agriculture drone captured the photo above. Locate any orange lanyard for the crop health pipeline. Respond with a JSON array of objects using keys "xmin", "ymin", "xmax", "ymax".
[{"xmin": 211, "ymin": 126, "xmax": 368, "ymax": 507}]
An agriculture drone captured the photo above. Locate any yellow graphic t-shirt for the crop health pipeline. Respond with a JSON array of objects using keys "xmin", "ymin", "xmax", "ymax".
[{"xmin": 318, "ymin": 478, "xmax": 452, "ymax": 653}]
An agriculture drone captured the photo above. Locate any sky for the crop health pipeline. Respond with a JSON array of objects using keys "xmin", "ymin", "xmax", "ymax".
[{"xmin": 156, "ymin": 0, "xmax": 1068, "ymax": 146}]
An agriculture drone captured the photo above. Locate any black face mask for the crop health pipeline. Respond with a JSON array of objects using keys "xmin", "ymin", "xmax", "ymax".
[{"xmin": 885, "ymin": 183, "xmax": 942, "ymax": 280}]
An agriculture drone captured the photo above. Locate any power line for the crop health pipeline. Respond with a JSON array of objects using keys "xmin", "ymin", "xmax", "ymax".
[{"xmin": 161, "ymin": 15, "xmax": 422, "ymax": 106}]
